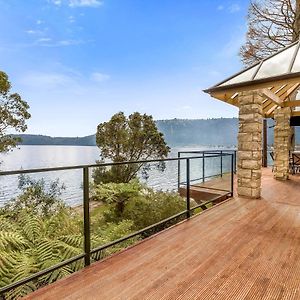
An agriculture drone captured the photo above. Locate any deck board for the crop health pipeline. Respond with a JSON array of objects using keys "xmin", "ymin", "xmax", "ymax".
[{"xmin": 25, "ymin": 168, "xmax": 300, "ymax": 300}]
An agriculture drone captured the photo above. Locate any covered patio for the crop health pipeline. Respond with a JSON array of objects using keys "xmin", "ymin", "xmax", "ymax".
[{"xmin": 204, "ymin": 40, "xmax": 300, "ymax": 198}]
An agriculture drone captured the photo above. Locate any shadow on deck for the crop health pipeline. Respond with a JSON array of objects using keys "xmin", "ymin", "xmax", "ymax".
[{"xmin": 25, "ymin": 168, "xmax": 300, "ymax": 300}]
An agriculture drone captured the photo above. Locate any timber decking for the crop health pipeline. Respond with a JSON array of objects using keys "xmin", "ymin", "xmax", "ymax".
[{"xmin": 25, "ymin": 168, "xmax": 300, "ymax": 300}]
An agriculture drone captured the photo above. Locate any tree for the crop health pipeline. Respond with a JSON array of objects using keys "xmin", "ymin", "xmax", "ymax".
[
  {"xmin": 0, "ymin": 71, "xmax": 30, "ymax": 153},
  {"xmin": 240, "ymin": 0, "xmax": 300, "ymax": 66},
  {"xmin": 93, "ymin": 112, "xmax": 170, "ymax": 184},
  {"xmin": 1, "ymin": 175, "xmax": 66, "ymax": 218}
]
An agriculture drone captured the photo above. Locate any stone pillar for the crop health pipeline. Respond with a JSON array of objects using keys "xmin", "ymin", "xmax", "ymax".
[
  {"xmin": 290, "ymin": 126, "xmax": 295, "ymax": 152},
  {"xmin": 273, "ymin": 107, "xmax": 291, "ymax": 180},
  {"xmin": 237, "ymin": 90, "xmax": 263, "ymax": 199}
]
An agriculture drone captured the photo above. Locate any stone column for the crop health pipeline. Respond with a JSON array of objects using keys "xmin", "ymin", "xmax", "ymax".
[
  {"xmin": 237, "ymin": 90, "xmax": 263, "ymax": 199},
  {"xmin": 273, "ymin": 107, "xmax": 291, "ymax": 180}
]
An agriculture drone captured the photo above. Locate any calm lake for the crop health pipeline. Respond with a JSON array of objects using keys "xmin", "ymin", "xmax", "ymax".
[{"xmin": 0, "ymin": 145, "xmax": 233, "ymax": 207}]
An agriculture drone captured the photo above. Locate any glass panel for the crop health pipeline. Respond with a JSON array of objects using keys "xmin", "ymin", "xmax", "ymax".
[
  {"xmin": 291, "ymin": 46, "xmax": 300, "ymax": 73},
  {"xmin": 255, "ymin": 44, "xmax": 297, "ymax": 79},
  {"xmin": 219, "ymin": 64, "xmax": 259, "ymax": 86}
]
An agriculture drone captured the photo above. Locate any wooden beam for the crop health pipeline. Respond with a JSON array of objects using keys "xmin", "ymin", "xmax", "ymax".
[
  {"xmin": 283, "ymin": 100, "xmax": 300, "ymax": 107},
  {"xmin": 285, "ymin": 82, "xmax": 300, "ymax": 98},
  {"xmin": 261, "ymin": 89, "xmax": 284, "ymax": 107},
  {"xmin": 292, "ymin": 111, "xmax": 300, "ymax": 117}
]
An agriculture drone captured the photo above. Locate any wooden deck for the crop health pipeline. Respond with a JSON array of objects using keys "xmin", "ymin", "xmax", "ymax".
[{"xmin": 25, "ymin": 168, "xmax": 300, "ymax": 300}]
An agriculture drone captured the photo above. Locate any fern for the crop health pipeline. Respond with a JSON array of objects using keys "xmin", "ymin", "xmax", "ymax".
[
  {"xmin": 0, "ymin": 231, "xmax": 28, "ymax": 251},
  {"xmin": 0, "ymin": 212, "xmax": 85, "ymax": 299},
  {"xmin": 18, "ymin": 213, "xmax": 42, "ymax": 243}
]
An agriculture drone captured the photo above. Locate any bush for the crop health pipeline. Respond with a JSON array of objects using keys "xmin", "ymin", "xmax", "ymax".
[
  {"xmin": 92, "ymin": 180, "xmax": 186, "ymax": 232},
  {"xmin": 1, "ymin": 175, "xmax": 66, "ymax": 218},
  {"xmin": 122, "ymin": 190, "xmax": 186, "ymax": 230}
]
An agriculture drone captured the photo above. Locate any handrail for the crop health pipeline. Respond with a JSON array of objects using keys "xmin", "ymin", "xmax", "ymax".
[
  {"xmin": 0, "ymin": 153, "xmax": 233, "ymax": 176},
  {"xmin": 0, "ymin": 152, "xmax": 234, "ymax": 297}
]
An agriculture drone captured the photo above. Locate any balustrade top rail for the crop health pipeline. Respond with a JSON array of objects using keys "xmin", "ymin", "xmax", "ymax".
[{"xmin": 0, "ymin": 153, "xmax": 233, "ymax": 176}]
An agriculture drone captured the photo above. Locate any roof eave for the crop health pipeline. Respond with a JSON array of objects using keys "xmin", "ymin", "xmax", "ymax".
[{"xmin": 203, "ymin": 71, "xmax": 300, "ymax": 94}]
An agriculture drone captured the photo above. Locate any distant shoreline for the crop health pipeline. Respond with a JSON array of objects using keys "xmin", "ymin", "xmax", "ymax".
[{"xmin": 10, "ymin": 117, "xmax": 295, "ymax": 147}]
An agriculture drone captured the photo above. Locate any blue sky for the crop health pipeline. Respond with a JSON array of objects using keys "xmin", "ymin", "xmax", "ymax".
[{"xmin": 0, "ymin": 0, "xmax": 249, "ymax": 136}]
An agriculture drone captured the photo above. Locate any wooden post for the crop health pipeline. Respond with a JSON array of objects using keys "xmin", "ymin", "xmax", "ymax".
[{"xmin": 262, "ymin": 119, "xmax": 268, "ymax": 167}]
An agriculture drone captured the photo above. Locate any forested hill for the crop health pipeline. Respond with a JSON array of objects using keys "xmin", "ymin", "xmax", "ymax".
[
  {"xmin": 157, "ymin": 118, "xmax": 300, "ymax": 146},
  {"xmin": 156, "ymin": 118, "xmax": 239, "ymax": 146},
  {"xmin": 13, "ymin": 117, "xmax": 292, "ymax": 147},
  {"xmin": 14, "ymin": 134, "xmax": 96, "ymax": 146}
]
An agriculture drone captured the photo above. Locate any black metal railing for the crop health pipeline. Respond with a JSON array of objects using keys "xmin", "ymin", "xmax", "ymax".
[
  {"xmin": 0, "ymin": 152, "xmax": 234, "ymax": 297},
  {"xmin": 178, "ymin": 150, "xmax": 236, "ymax": 189}
]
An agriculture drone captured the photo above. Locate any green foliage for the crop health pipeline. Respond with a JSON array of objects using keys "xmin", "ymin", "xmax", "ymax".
[
  {"xmin": 0, "ymin": 211, "xmax": 83, "ymax": 300},
  {"xmin": 93, "ymin": 112, "xmax": 170, "ymax": 184},
  {"xmin": 0, "ymin": 176, "xmax": 187, "ymax": 299},
  {"xmin": 0, "ymin": 71, "xmax": 31, "ymax": 153},
  {"xmin": 0, "ymin": 206, "xmax": 135, "ymax": 299},
  {"xmin": 91, "ymin": 220, "xmax": 137, "ymax": 260},
  {"xmin": 92, "ymin": 179, "xmax": 142, "ymax": 216},
  {"xmin": 1, "ymin": 175, "xmax": 66, "ymax": 218},
  {"xmin": 122, "ymin": 190, "xmax": 186, "ymax": 230},
  {"xmin": 93, "ymin": 180, "xmax": 186, "ymax": 233},
  {"xmin": 0, "ymin": 177, "xmax": 137, "ymax": 299}
]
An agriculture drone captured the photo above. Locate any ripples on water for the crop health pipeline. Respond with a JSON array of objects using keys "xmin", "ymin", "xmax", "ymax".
[{"xmin": 0, "ymin": 145, "xmax": 232, "ymax": 207}]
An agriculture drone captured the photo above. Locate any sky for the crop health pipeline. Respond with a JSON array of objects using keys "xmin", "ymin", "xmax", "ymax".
[{"xmin": 0, "ymin": 0, "xmax": 249, "ymax": 137}]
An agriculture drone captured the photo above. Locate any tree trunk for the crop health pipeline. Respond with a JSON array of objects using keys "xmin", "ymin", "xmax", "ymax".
[{"xmin": 293, "ymin": 0, "xmax": 300, "ymax": 41}]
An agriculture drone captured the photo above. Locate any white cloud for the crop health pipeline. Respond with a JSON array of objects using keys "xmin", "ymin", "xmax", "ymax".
[
  {"xmin": 68, "ymin": 16, "xmax": 75, "ymax": 23},
  {"xmin": 91, "ymin": 72, "xmax": 110, "ymax": 82},
  {"xmin": 57, "ymin": 39, "xmax": 82, "ymax": 46},
  {"xmin": 218, "ymin": 27, "xmax": 245, "ymax": 59},
  {"xmin": 50, "ymin": 0, "xmax": 62, "ymax": 5},
  {"xmin": 217, "ymin": 3, "xmax": 241, "ymax": 13},
  {"xmin": 69, "ymin": 0, "xmax": 103, "ymax": 7},
  {"xmin": 229, "ymin": 4, "xmax": 241, "ymax": 13},
  {"xmin": 34, "ymin": 38, "xmax": 84, "ymax": 47},
  {"xmin": 26, "ymin": 30, "xmax": 38, "ymax": 34},
  {"xmin": 20, "ymin": 69, "xmax": 110, "ymax": 91},
  {"xmin": 50, "ymin": 0, "xmax": 103, "ymax": 7},
  {"xmin": 37, "ymin": 37, "xmax": 52, "ymax": 42},
  {"xmin": 20, "ymin": 71, "xmax": 75, "ymax": 89}
]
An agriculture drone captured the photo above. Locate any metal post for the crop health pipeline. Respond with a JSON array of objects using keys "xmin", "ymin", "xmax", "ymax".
[
  {"xmin": 83, "ymin": 167, "xmax": 91, "ymax": 267},
  {"xmin": 234, "ymin": 150, "xmax": 237, "ymax": 173},
  {"xmin": 186, "ymin": 158, "xmax": 190, "ymax": 219},
  {"xmin": 202, "ymin": 152, "xmax": 205, "ymax": 182},
  {"xmin": 177, "ymin": 152, "xmax": 181, "ymax": 191},
  {"xmin": 220, "ymin": 150, "xmax": 223, "ymax": 177},
  {"xmin": 230, "ymin": 154, "xmax": 234, "ymax": 197},
  {"xmin": 262, "ymin": 119, "xmax": 268, "ymax": 167}
]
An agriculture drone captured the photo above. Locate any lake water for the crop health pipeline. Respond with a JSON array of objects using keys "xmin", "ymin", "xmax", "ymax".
[{"xmin": 0, "ymin": 145, "xmax": 233, "ymax": 207}]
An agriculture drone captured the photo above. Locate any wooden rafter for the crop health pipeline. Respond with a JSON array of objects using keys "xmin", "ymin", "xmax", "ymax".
[
  {"xmin": 262, "ymin": 89, "xmax": 283, "ymax": 107},
  {"xmin": 263, "ymin": 84, "xmax": 290, "ymax": 111},
  {"xmin": 284, "ymin": 82, "xmax": 300, "ymax": 99}
]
